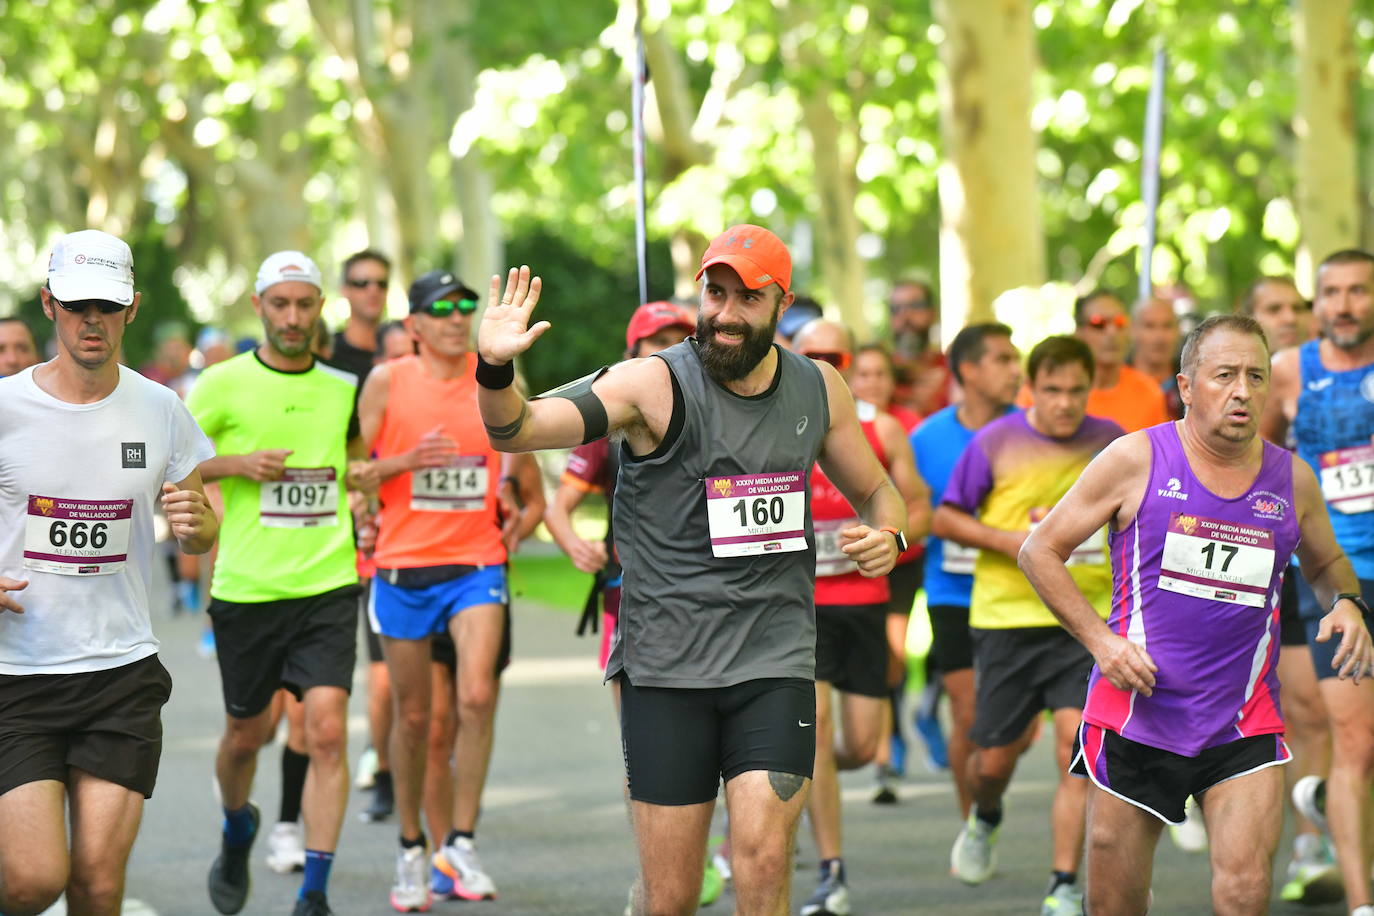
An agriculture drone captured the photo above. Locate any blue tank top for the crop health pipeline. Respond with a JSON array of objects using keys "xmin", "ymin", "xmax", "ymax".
[
  {"xmin": 1083, "ymin": 422, "xmax": 1299, "ymax": 756},
  {"xmin": 1293, "ymin": 341, "xmax": 1374, "ymax": 578},
  {"xmin": 911, "ymin": 405, "xmax": 1016, "ymax": 607}
]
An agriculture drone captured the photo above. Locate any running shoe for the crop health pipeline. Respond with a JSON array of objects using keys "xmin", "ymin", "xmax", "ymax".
[
  {"xmin": 1168, "ymin": 796, "xmax": 1207, "ymax": 853},
  {"xmin": 1040, "ymin": 880, "xmax": 1083, "ymax": 916},
  {"xmin": 949, "ymin": 811, "xmax": 998, "ymax": 885},
  {"xmin": 871, "ymin": 764, "xmax": 899, "ymax": 805},
  {"xmin": 799, "ymin": 860, "xmax": 850, "ymax": 916},
  {"xmin": 207, "ymin": 802, "xmax": 259, "ymax": 914},
  {"xmin": 361, "ymin": 770, "xmax": 394, "ymax": 823},
  {"xmin": 390, "ymin": 845, "xmax": 432, "ymax": 913},
  {"xmin": 434, "ymin": 837, "xmax": 497, "ymax": 900},
  {"xmin": 913, "ymin": 707, "xmax": 949, "ymax": 772},
  {"xmin": 1352, "ymin": 907, "xmax": 1374, "ymax": 916},
  {"xmin": 264, "ymin": 820, "xmax": 306, "ymax": 874},
  {"xmin": 888, "ymin": 730, "xmax": 907, "ymax": 776},
  {"xmin": 1292, "ymin": 775, "xmax": 1330, "ymax": 835},
  {"xmin": 1279, "ymin": 832, "xmax": 1341, "ymax": 904},
  {"xmin": 291, "ymin": 890, "xmax": 334, "ymax": 916},
  {"xmin": 430, "ymin": 863, "xmax": 457, "ymax": 899},
  {"xmin": 197, "ymin": 627, "xmax": 217, "ymax": 658},
  {"xmin": 711, "ymin": 849, "xmax": 732, "ymax": 886},
  {"xmin": 699, "ymin": 860, "xmax": 724, "ymax": 907},
  {"xmin": 355, "ymin": 746, "xmax": 378, "ymax": 789}
]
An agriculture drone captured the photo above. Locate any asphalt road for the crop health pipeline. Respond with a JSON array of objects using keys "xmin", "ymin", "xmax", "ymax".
[{"xmin": 36, "ymin": 564, "xmax": 1349, "ymax": 916}]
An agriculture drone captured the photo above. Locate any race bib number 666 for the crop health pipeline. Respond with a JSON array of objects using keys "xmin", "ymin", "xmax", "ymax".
[{"xmin": 24, "ymin": 495, "xmax": 133, "ymax": 576}]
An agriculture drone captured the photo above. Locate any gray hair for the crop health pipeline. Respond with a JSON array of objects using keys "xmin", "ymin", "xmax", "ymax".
[{"xmin": 1178, "ymin": 314, "xmax": 1269, "ymax": 379}]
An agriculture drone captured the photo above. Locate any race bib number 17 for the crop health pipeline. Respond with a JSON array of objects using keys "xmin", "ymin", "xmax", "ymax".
[
  {"xmin": 705, "ymin": 471, "xmax": 807, "ymax": 558},
  {"xmin": 24, "ymin": 495, "xmax": 133, "ymax": 576},
  {"xmin": 1158, "ymin": 512, "xmax": 1276, "ymax": 608}
]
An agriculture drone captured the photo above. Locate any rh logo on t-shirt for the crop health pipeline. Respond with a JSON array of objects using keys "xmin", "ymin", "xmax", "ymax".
[{"xmin": 121, "ymin": 442, "xmax": 146, "ymax": 468}]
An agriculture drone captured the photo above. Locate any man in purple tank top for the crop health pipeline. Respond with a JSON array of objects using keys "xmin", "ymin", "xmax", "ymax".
[{"xmin": 1020, "ymin": 314, "xmax": 1374, "ymax": 915}]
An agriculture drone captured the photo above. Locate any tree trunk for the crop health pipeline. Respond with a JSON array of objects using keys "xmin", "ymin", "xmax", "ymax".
[
  {"xmin": 802, "ymin": 96, "xmax": 867, "ymax": 334},
  {"xmin": 1294, "ymin": 0, "xmax": 1358, "ymax": 290},
  {"xmin": 933, "ymin": 0, "xmax": 1044, "ymax": 347}
]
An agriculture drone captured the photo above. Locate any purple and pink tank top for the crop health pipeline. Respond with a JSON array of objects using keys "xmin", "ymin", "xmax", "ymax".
[{"xmin": 1082, "ymin": 422, "xmax": 1301, "ymax": 756}]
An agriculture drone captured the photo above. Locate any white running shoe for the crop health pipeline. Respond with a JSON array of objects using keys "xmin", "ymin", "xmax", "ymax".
[
  {"xmin": 950, "ymin": 812, "xmax": 998, "ymax": 885},
  {"xmin": 1168, "ymin": 796, "xmax": 1208, "ymax": 853},
  {"xmin": 389, "ymin": 845, "xmax": 432, "ymax": 913},
  {"xmin": 1041, "ymin": 881, "xmax": 1084, "ymax": 916},
  {"xmin": 435, "ymin": 837, "xmax": 497, "ymax": 901},
  {"xmin": 1292, "ymin": 775, "xmax": 1330, "ymax": 835},
  {"xmin": 355, "ymin": 746, "xmax": 378, "ymax": 789},
  {"xmin": 264, "ymin": 820, "xmax": 306, "ymax": 874}
]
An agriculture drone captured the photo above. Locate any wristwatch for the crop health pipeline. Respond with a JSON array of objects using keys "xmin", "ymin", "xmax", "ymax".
[
  {"xmin": 880, "ymin": 526, "xmax": 908, "ymax": 553},
  {"xmin": 1333, "ymin": 593, "xmax": 1371, "ymax": 615}
]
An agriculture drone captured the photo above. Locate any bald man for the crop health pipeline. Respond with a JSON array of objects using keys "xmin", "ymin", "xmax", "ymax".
[
  {"xmin": 1130, "ymin": 299, "xmax": 1183, "ymax": 420},
  {"xmin": 792, "ymin": 318, "xmax": 930, "ymax": 916}
]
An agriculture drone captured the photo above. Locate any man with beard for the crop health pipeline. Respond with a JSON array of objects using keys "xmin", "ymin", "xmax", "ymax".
[
  {"xmin": 189, "ymin": 251, "xmax": 368, "ymax": 916},
  {"xmin": 1263, "ymin": 250, "xmax": 1374, "ymax": 916},
  {"xmin": 475, "ymin": 225, "xmax": 908, "ymax": 916}
]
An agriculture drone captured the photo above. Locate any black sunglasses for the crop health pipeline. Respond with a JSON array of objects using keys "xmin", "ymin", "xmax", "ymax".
[
  {"xmin": 48, "ymin": 291, "xmax": 127, "ymax": 315},
  {"xmin": 416, "ymin": 298, "xmax": 478, "ymax": 317},
  {"xmin": 345, "ymin": 277, "xmax": 389, "ymax": 290}
]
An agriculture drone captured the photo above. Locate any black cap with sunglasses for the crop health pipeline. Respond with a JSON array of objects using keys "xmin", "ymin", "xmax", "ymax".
[{"xmin": 408, "ymin": 270, "xmax": 480, "ymax": 317}]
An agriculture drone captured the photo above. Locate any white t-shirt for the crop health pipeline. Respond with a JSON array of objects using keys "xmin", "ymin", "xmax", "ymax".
[{"xmin": 0, "ymin": 363, "xmax": 214, "ymax": 674}]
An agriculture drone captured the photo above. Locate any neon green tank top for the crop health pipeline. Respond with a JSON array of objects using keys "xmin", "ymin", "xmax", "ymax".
[{"xmin": 187, "ymin": 352, "xmax": 359, "ymax": 602}]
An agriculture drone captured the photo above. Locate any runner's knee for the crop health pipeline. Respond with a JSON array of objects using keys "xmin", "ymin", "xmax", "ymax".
[{"xmin": 0, "ymin": 868, "xmax": 66, "ymax": 916}]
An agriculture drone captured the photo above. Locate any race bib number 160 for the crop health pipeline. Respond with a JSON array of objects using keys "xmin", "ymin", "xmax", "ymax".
[{"xmin": 705, "ymin": 471, "xmax": 807, "ymax": 558}]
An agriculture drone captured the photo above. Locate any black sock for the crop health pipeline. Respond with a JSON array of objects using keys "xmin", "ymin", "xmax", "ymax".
[
  {"xmin": 279, "ymin": 747, "xmax": 308, "ymax": 824},
  {"xmin": 818, "ymin": 857, "xmax": 845, "ymax": 882},
  {"xmin": 444, "ymin": 829, "xmax": 473, "ymax": 847},
  {"xmin": 974, "ymin": 805, "xmax": 1002, "ymax": 828},
  {"xmin": 373, "ymin": 769, "xmax": 393, "ymax": 793},
  {"xmin": 1049, "ymin": 870, "xmax": 1077, "ymax": 891},
  {"xmin": 400, "ymin": 834, "xmax": 426, "ymax": 850}
]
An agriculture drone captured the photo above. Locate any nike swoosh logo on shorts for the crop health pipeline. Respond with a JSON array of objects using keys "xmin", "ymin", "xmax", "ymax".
[{"xmin": 798, "ymin": 720, "xmax": 813, "ymax": 727}]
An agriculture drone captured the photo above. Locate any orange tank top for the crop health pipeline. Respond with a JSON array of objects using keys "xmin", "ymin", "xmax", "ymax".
[{"xmin": 373, "ymin": 354, "xmax": 506, "ymax": 569}]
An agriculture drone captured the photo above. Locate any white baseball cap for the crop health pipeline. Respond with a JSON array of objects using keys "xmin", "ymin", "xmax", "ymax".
[
  {"xmin": 255, "ymin": 251, "xmax": 323, "ymax": 295},
  {"xmin": 47, "ymin": 230, "xmax": 136, "ymax": 306}
]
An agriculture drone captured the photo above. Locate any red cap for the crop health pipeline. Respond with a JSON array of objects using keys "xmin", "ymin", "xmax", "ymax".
[
  {"xmin": 694, "ymin": 224, "xmax": 791, "ymax": 294},
  {"xmin": 625, "ymin": 301, "xmax": 694, "ymax": 351}
]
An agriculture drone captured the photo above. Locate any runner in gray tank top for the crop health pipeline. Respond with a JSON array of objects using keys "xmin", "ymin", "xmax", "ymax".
[
  {"xmin": 1020, "ymin": 315, "xmax": 1374, "ymax": 916},
  {"xmin": 475, "ymin": 225, "xmax": 908, "ymax": 916}
]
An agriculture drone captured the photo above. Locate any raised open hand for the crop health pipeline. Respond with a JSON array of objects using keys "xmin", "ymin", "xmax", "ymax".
[{"xmin": 477, "ymin": 265, "xmax": 551, "ymax": 366}]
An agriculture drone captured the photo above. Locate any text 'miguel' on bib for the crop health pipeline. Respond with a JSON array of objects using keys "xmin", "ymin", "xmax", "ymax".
[
  {"xmin": 24, "ymin": 495, "xmax": 133, "ymax": 576},
  {"xmin": 1319, "ymin": 444, "xmax": 1374, "ymax": 515},
  {"xmin": 410, "ymin": 456, "xmax": 488, "ymax": 511},
  {"xmin": 1158, "ymin": 512, "xmax": 1276, "ymax": 608},
  {"xmin": 705, "ymin": 471, "xmax": 807, "ymax": 558},
  {"xmin": 260, "ymin": 467, "xmax": 338, "ymax": 528},
  {"xmin": 814, "ymin": 515, "xmax": 860, "ymax": 577}
]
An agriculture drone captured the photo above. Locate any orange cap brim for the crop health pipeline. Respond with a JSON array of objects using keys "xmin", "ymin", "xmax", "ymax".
[{"xmin": 694, "ymin": 255, "xmax": 785, "ymax": 292}]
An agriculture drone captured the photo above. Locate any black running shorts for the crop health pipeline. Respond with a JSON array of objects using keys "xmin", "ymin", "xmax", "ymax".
[
  {"xmin": 0, "ymin": 654, "xmax": 172, "ymax": 798},
  {"xmin": 926, "ymin": 604, "xmax": 974, "ymax": 673},
  {"xmin": 210, "ymin": 584, "xmax": 360, "ymax": 718},
  {"xmin": 886, "ymin": 559, "xmax": 923, "ymax": 617},
  {"xmin": 1071, "ymin": 722, "xmax": 1290, "ymax": 824},
  {"xmin": 969, "ymin": 626, "xmax": 1092, "ymax": 748},
  {"xmin": 1278, "ymin": 563, "xmax": 1305, "ymax": 647},
  {"xmin": 815, "ymin": 603, "xmax": 889, "ymax": 698},
  {"xmin": 618, "ymin": 676, "xmax": 816, "ymax": 806}
]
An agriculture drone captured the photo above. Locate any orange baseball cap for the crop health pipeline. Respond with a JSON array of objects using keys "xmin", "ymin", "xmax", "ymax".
[{"xmin": 694, "ymin": 224, "xmax": 791, "ymax": 294}]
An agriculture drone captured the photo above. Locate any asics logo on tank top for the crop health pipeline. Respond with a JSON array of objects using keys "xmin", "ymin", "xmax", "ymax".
[
  {"xmin": 1157, "ymin": 476, "xmax": 1188, "ymax": 500},
  {"xmin": 796, "ymin": 416, "xmax": 809, "ymax": 436}
]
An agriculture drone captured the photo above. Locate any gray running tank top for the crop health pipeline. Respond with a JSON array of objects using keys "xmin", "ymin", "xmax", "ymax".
[{"xmin": 607, "ymin": 340, "xmax": 830, "ymax": 688}]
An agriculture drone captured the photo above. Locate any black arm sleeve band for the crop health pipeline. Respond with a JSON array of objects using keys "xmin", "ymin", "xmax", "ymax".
[{"xmin": 531, "ymin": 366, "xmax": 611, "ymax": 445}]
